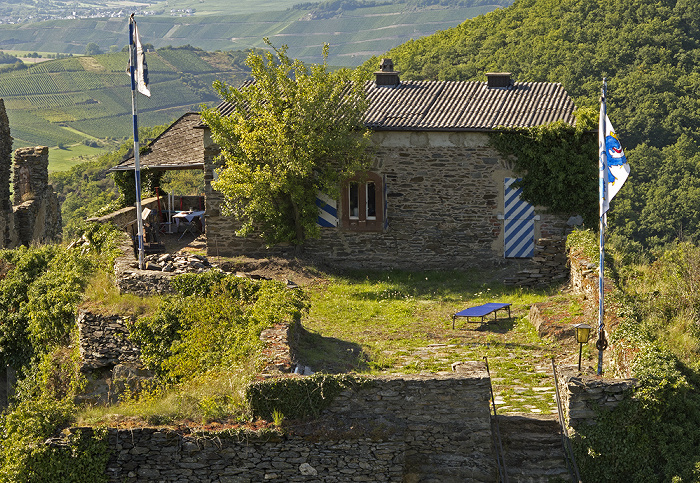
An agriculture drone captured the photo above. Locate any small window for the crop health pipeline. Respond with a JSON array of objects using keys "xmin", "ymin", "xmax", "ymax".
[
  {"xmin": 342, "ymin": 172, "xmax": 383, "ymax": 232},
  {"xmin": 366, "ymin": 182, "xmax": 376, "ymax": 219},
  {"xmin": 349, "ymin": 182, "xmax": 360, "ymax": 219}
]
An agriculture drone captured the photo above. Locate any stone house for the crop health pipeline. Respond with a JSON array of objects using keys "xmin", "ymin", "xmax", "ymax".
[{"xmin": 113, "ymin": 62, "xmax": 577, "ymax": 269}]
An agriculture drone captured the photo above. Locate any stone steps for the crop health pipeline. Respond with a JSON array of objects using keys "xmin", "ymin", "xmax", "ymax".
[{"xmin": 496, "ymin": 413, "xmax": 572, "ymax": 482}]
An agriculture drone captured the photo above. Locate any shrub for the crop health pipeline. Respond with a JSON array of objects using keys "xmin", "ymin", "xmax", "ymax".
[
  {"xmin": 130, "ymin": 274, "xmax": 309, "ymax": 382},
  {"xmin": 0, "ymin": 398, "xmax": 108, "ymax": 483}
]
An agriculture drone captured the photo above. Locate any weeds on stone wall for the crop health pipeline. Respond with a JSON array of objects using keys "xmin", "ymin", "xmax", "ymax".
[
  {"xmin": 0, "ymin": 223, "xmax": 122, "ymax": 482},
  {"xmin": 130, "ymin": 273, "xmax": 309, "ymax": 383},
  {"xmin": 246, "ymin": 373, "xmax": 370, "ymax": 421},
  {"xmin": 0, "ymin": 397, "xmax": 108, "ymax": 483}
]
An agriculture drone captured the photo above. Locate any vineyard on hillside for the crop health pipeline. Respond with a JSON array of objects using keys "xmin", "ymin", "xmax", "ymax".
[{"xmin": 0, "ymin": 48, "xmax": 249, "ymax": 151}]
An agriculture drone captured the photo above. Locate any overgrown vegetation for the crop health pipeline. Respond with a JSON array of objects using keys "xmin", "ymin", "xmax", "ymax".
[
  {"xmin": 490, "ymin": 111, "xmax": 598, "ymax": 226},
  {"xmin": 246, "ymin": 373, "xmax": 369, "ymax": 421},
  {"xmin": 0, "ymin": 223, "xmax": 121, "ymax": 482},
  {"xmin": 564, "ymin": 234, "xmax": 700, "ymax": 482},
  {"xmin": 201, "ymin": 41, "xmax": 372, "ymax": 248}
]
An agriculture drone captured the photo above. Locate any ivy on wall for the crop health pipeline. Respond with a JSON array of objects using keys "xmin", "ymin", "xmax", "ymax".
[
  {"xmin": 489, "ymin": 114, "xmax": 598, "ymax": 227},
  {"xmin": 246, "ymin": 373, "xmax": 370, "ymax": 421}
]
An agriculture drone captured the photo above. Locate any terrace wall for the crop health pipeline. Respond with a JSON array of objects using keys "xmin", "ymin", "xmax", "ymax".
[{"xmin": 97, "ymin": 363, "xmax": 496, "ymax": 482}]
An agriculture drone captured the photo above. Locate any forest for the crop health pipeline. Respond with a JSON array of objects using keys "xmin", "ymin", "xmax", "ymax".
[{"xmin": 364, "ymin": 0, "xmax": 700, "ymax": 253}]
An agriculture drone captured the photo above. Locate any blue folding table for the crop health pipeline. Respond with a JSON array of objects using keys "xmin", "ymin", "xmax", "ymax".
[{"xmin": 452, "ymin": 302, "xmax": 512, "ymax": 329}]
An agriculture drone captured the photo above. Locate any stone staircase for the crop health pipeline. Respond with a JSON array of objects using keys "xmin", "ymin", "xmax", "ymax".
[{"xmin": 496, "ymin": 413, "xmax": 572, "ymax": 482}]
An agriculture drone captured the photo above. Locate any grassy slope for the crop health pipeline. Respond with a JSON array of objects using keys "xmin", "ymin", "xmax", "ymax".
[{"xmin": 300, "ymin": 269, "xmax": 579, "ymax": 415}]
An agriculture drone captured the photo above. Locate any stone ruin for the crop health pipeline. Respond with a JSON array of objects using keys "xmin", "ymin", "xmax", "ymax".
[{"xmin": 0, "ymin": 100, "xmax": 62, "ymax": 248}]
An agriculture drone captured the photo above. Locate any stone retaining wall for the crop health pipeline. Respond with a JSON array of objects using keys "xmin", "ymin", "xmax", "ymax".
[
  {"xmin": 504, "ymin": 237, "xmax": 569, "ymax": 287},
  {"xmin": 554, "ymin": 364, "xmax": 636, "ymax": 430},
  {"xmin": 100, "ymin": 362, "xmax": 495, "ymax": 482}
]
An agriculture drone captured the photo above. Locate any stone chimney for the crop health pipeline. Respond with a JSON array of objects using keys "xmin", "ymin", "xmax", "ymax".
[
  {"xmin": 374, "ymin": 58, "xmax": 401, "ymax": 87},
  {"xmin": 486, "ymin": 72, "xmax": 513, "ymax": 89}
]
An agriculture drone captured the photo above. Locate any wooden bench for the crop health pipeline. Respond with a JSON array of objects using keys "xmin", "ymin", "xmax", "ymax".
[{"xmin": 452, "ymin": 303, "xmax": 512, "ymax": 329}]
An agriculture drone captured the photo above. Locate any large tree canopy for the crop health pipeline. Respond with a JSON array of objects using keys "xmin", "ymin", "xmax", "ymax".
[{"xmin": 201, "ymin": 40, "xmax": 371, "ymax": 248}]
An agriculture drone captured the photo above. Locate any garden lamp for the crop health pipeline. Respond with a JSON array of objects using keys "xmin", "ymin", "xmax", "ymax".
[{"xmin": 574, "ymin": 323, "xmax": 592, "ymax": 371}]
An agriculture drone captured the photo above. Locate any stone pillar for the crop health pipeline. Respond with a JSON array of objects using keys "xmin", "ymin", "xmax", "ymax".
[
  {"xmin": 13, "ymin": 146, "xmax": 49, "ymax": 203},
  {"xmin": 0, "ymin": 100, "xmax": 13, "ymax": 248},
  {"xmin": 12, "ymin": 146, "xmax": 62, "ymax": 246}
]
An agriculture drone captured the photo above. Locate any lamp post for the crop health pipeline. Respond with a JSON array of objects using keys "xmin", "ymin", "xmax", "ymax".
[{"xmin": 574, "ymin": 324, "xmax": 592, "ymax": 372}]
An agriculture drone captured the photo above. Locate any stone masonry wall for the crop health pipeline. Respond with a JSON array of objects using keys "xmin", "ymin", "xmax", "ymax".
[
  {"xmin": 504, "ymin": 237, "xmax": 569, "ymax": 287},
  {"xmin": 11, "ymin": 146, "xmax": 62, "ymax": 246},
  {"xmin": 99, "ymin": 364, "xmax": 495, "ymax": 482},
  {"xmin": 205, "ymin": 130, "xmax": 570, "ymax": 269},
  {"xmin": 554, "ymin": 364, "xmax": 636, "ymax": 431}
]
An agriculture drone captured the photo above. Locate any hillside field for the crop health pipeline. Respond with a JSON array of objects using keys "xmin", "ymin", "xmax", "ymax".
[
  {"xmin": 0, "ymin": 1, "xmax": 509, "ymax": 66},
  {"xmin": 0, "ymin": 48, "xmax": 249, "ymax": 163}
]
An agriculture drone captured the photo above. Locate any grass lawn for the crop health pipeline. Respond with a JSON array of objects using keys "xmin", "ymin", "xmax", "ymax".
[
  {"xmin": 77, "ymin": 265, "xmax": 594, "ymax": 426},
  {"xmin": 48, "ymin": 143, "xmax": 108, "ymax": 172},
  {"xmin": 300, "ymin": 269, "xmax": 591, "ymax": 415}
]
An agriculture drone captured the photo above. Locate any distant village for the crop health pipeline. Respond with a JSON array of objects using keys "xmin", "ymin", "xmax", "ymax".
[{"xmin": 0, "ymin": 7, "xmax": 196, "ymax": 25}]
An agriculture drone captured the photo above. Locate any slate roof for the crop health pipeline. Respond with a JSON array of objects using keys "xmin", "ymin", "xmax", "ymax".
[
  {"xmin": 363, "ymin": 80, "xmax": 575, "ymax": 130},
  {"xmin": 110, "ymin": 112, "xmax": 205, "ymax": 172},
  {"xmin": 215, "ymin": 79, "xmax": 575, "ymax": 130},
  {"xmin": 112, "ymin": 77, "xmax": 575, "ymax": 171}
]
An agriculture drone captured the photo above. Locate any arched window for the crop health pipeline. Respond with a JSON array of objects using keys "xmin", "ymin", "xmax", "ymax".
[{"xmin": 342, "ymin": 172, "xmax": 384, "ymax": 232}]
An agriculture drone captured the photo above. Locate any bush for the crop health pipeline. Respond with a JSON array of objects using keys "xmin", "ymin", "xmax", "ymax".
[
  {"xmin": 130, "ymin": 274, "xmax": 309, "ymax": 382},
  {"xmin": 0, "ymin": 398, "xmax": 108, "ymax": 483}
]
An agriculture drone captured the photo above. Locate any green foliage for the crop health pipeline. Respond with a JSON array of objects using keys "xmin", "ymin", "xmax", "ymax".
[
  {"xmin": 0, "ymin": 230, "xmax": 120, "ymax": 369},
  {"xmin": 489, "ymin": 118, "xmax": 598, "ymax": 226},
  {"xmin": 201, "ymin": 40, "xmax": 372, "ymax": 247},
  {"xmin": 566, "ymin": 227, "xmax": 598, "ymax": 262},
  {"xmin": 246, "ymin": 373, "xmax": 370, "ymax": 420},
  {"xmin": 160, "ymin": 167, "xmax": 205, "ymax": 196},
  {"xmin": 367, "ymin": 0, "xmax": 700, "ymax": 251},
  {"xmin": 0, "ymin": 398, "xmax": 108, "ymax": 483},
  {"xmin": 575, "ymin": 242, "xmax": 700, "ymax": 481},
  {"xmin": 50, "ymin": 124, "xmax": 169, "ymax": 239},
  {"xmin": 611, "ymin": 136, "xmax": 700, "ymax": 250},
  {"xmin": 615, "ymin": 242, "xmax": 700, "ymax": 363},
  {"xmin": 130, "ymin": 274, "xmax": 310, "ymax": 382},
  {"xmin": 575, "ymin": 348, "xmax": 700, "ymax": 482}
]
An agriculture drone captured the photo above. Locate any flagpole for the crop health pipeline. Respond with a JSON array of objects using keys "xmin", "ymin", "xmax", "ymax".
[
  {"xmin": 129, "ymin": 13, "xmax": 145, "ymax": 270},
  {"xmin": 598, "ymin": 78, "xmax": 607, "ymax": 375}
]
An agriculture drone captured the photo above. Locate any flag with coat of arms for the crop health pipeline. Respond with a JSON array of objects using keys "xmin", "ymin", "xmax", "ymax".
[{"xmin": 599, "ymin": 104, "xmax": 629, "ymax": 215}]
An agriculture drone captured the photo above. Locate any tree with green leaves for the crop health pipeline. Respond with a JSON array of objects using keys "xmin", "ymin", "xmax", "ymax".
[{"xmin": 200, "ymin": 40, "xmax": 372, "ymax": 249}]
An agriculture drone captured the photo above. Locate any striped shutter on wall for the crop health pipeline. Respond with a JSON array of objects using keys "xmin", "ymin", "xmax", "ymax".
[
  {"xmin": 316, "ymin": 192, "xmax": 338, "ymax": 228},
  {"xmin": 504, "ymin": 178, "xmax": 535, "ymax": 258}
]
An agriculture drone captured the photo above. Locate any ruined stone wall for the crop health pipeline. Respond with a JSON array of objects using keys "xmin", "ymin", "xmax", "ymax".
[
  {"xmin": 11, "ymin": 146, "xmax": 62, "ymax": 246},
  {"xmin": 98, "ymin": 366, "xmax": 495, "ymax": 482},
  {"xmin": 505, "ymin": 237, "xmax": 569, "ymax": 287},
  {"xmin": 0, "ymin": 100, "xmax": 12, "ymax": 247},
  {"xmin": 205, "ymin": 131, "xmax": 570, "ymax": 269}
]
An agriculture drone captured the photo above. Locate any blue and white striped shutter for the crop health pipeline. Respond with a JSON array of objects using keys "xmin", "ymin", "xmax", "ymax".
[
  {"xmin": 316, "ymin": 192, "xmax": 338, "ymax": 228},
  {"xmin": 504, "ymin": 178, "xmax": 535, "ymax": 258}
]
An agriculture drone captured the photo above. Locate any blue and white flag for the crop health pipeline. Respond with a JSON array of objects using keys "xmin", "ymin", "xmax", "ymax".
[
  {"xmin": 129, "ymin": 19, "xmax": 151, "ymax": 97},
  {"xmin": 599, "ymin": 104, "xmax": 629, "ymax": 215}
]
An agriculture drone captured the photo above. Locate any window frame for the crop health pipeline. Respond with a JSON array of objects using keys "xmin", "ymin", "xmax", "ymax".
[{"xmin": 341, "ymin": 172, "xmax": 384, "ymax": 232}]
